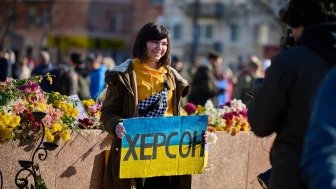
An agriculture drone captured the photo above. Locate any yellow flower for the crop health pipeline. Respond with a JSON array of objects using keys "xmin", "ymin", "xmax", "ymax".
[
  {"xmin": 0, "ymin": 128, "xmax": 13, "ymax": 140},
  {"xmin": 45, "ymin": 133, "xmax": 55, "ymax": 142},
  {"xmin": 241, "ymin": 123, "xmax": 249, "ymax": 132},
  {"xmin": 35, "ymin": 103, "xmax": 48, "ymax": 112},
  {"xmin": 44, "ymin": 128, "xmax": 54, "ymax": 142},
  {"xmin": 8, "ymin": 115, "xmax": 21, "ymax": 128},
  {"xmin": 46, "ymin": 73, "xmax": 53, "ymax": 85},
  {"xmin": 82, "ymin": 99, "xmax": 95, "ymax": 106},
  {"xmin": 196, "ymin": 105, "xmax": 204, "ymax": 114},
  {"xmin": 68, "ymin": 107, "xmax": 79, "ymax": 117},
  {"xmin": 51, "ymin": 123, "xmax": 63, "ymax": 133},
  {"xmin": 214, "ymin": 126, "xmax": 224, "ymax": 131},
  {"xmin": 61, "ymin": 130, "xmax": 71, "ymax": 142},
  {"xmin": 236, "ymin": 125, "xmax": 241, "ymax": 131},
  {"xmin": 0, "ymin": 113, "xmax": 18, "ymax": 127},
  {"xmin": 53, "ymin": 92, "xmax": 60, "ymax": 96},
  {"xmin": 0, "ymin": 123, "xmax": 5, "ymax": 130},
  {"xmin": 224, "ymin": 126, "xmax": 232, "ymax": 133},
  {"xmin": 1, "ymin": 116, "xmax": 10, "ymax": 126}
]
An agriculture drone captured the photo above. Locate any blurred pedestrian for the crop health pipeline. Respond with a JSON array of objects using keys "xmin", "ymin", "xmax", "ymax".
[
  {"xmin": 233, "ymin": 55, "xmax": 262, "ymax": 104},
  {"xmin": 0, "ymin": 48, "xmax": 12, "ymax": 81},
  {"xmin": 16, "ymin": 57, "xmax": 31, "ymax": 80},
  {"xmin": 102, "ymin": 56, "xmax": 116, "ymax": 70},
  {"xmin": 171, "ymin": 55, "xmax": 192, "ymax": 83},
  {"xmin": 171, "ymin": 55, "xmax": 191, "ymax": 106},
  {"xmin": 87, "ymin": 52, "xmax": 107, "ymax": 100},
  {"xmin": 52, "ymin": 56, "xmax": 77, "ymax": 96},
  {"xmin": 101, "ymin": 22, "xmax": 190, "ymax": 189},
  {"xmin": 31, "ymin": 50, "xmax": 55, "ymax": 92},
  {"xmin": 247, "ymin": 0, "xmax": 336, "ymax": 188},
  {"xmin": 188, "ymin": 51, "xmax": 220, "ymax": 106},
  {"xmin": 218, "ymin": 67, "xmax": 234, "ymax": 105},
  {"xmin": 69, "ymin": 52, "xmax": 90, "ymax": 100}
]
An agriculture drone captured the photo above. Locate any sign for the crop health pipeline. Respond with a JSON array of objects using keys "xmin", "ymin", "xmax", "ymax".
[{"xmin": 120, "ymin": 115, "xmax": 208, "ymax": 178}]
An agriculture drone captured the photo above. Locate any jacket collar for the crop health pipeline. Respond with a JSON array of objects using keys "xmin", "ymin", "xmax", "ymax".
[
  {"xmin": 112, "ymin": 59, "xmax": 132, "ymax": 73},
  {"xmin": 106, "ymin": 59, "xmax": 135, "ymax": 100}
]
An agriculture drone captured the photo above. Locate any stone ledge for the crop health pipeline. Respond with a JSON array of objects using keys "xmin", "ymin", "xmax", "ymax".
[{"xmin": 0, "ymin": 130, "xmax": 274, "ymax": 189}]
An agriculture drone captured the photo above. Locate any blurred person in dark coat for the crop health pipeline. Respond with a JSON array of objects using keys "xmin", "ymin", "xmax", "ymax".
[
  {"xmin": 0, "ymin": 48, "xmax": 12, "ymax": 81},
  {"xmin": 69, "ymin": 52, "xmax": 90, "ymax": 100},
  {"xmin": 233, "ymin": 55, "xmax": 262, "ymax": 104},
  {"xmin": 31, "ymin": 50, "xmax": 55, "ymax": 92},
  {"xmin": 188, "ymin": 51, "xmax": 220, "ymax": 106},
  {"xmin": 247, "ymin": 0, "xmax": 336, "ymax": 188}
]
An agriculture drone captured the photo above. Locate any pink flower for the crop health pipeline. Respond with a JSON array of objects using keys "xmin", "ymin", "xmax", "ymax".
[
  {"xmin": 223, "ymin": 112, "xmax": 238, "ymax": 120},
  {"xmin": 42, "ymin": 114, "xmax": 52, "ymax": 125},
  {"xmin": 184, "ymin": 103, "xmax": 196, "ymax": 115},
  {"xmin": 47, "ymin": 108, "xmax": 62, "ymax": 124},
  {"xmin": 239, "ymin": 109, "xmax": 248, "ymax": 117},
  {"xmin": 12, "ymin": 102, "xmax": 27, "ymax": 114},
  {"xmin": 18, "ymin": 81, "xmax": 41, "ymax": 93}
]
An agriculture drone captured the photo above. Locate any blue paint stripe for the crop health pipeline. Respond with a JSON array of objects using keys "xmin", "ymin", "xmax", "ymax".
[{"xmin": 122, "ymin": 116, "xmax": 207, "ymax": 148}]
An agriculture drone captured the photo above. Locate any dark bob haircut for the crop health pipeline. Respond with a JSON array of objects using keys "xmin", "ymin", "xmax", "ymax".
[
  {"xmin": 279, "ymin": 0, "xmax": 336, "ymax": 28},
  {"xmin": 132, "ymin": 22, "xmax": 171, "ymax": 67}
]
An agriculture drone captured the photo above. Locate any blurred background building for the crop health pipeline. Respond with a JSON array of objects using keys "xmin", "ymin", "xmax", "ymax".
[
  {"xmin": 160, "ymin": 0, "xmax": 285, "ymax": 66},
  {"xmin": 0, "ymin": 0, "xmax": 163, "ymax": 64},
  {"xmin": 0, "ymin": 0, "xmax": 285, "ymax": 66}
]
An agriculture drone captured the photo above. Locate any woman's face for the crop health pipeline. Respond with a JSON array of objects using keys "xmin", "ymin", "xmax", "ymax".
[{"xmin": 145, "ymin": 38, "xmax": 168, "ymax": 62}]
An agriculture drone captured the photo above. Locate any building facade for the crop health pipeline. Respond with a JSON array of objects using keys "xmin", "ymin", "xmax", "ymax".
[
  {"xmin": 161, "ymin": 0, "xmax": 285, "ymax": 67},
  {"xmin": 1, "ymin": 0, "xmax": 285, "ymax": 67},
  {"xmin": 0, "ymin": 0, "xmax": 163, "ymax": 64}
]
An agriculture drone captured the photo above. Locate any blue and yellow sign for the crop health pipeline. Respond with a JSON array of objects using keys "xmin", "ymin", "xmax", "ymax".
[{"xmin": 120, "ymin": 115, "xmax": 208, "ymax": 178}]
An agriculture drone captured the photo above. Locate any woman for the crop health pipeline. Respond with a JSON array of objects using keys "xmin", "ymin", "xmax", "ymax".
[{"xmin": 101, "ymin": 22, "xmax": 190, "ymax": 189}]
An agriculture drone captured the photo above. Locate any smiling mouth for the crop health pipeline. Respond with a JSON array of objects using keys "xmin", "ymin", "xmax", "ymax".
[{"xmin": 152, "ymin": 51, "xmax": 161, "ymax": 54}]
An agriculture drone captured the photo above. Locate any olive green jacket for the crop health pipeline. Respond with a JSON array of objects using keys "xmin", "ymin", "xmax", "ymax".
[{"xmin": 101, "ymin": 59, "xmax": 190, "ymax": 189}]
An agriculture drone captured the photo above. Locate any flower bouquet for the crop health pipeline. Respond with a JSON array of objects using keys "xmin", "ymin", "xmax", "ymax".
[
  {"xmin": 183, "ymin": 99, "xmax": 250, "ymax": 136},
  {"xmin": 0, "ymin": 75, "xmax": 81, "ymax": 143},
  {"xmin": 78, "ymin": 98, "xmax": 102, "ymax": 129}
]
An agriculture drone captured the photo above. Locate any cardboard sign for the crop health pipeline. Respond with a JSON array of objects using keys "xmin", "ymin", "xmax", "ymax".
[{"xmin": 120, "ymin": 115, "xmax": 208, "ymax": 178}]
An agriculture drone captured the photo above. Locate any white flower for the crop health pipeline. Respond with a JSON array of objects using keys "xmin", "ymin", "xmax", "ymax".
[
  {"xmin": 206, "ymin": 131, "xmax": 218, "ymax": 144},
  {"xmin": 230, "ymin": 98, "xmax": 246, "ymax": 112},
  {"xmin": 204, "ymin": 100, "xmax": 215, "ymax": 109}
]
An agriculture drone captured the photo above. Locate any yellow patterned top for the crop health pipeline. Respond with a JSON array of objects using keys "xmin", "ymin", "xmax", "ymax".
[{"xmin": 132, "ymin": 59, "xmax": 174, "ymax": 116}]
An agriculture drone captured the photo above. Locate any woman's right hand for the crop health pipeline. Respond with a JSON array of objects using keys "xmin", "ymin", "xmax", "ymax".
[{"xmin": 115, "ymin": 122, "xmax": 126, "ymax": 139}]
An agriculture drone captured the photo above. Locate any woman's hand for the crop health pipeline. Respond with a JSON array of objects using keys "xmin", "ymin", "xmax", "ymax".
[
  {"xmin": 203, "ymin": 131, "xmax": 208, "ymax": 144},
  {"xmin": 115, "ymin": 122, "xmax": 126, "ymax": 139},
  {"xmin": 205, "ymin": 127, "xmax": 218, "ymax": 144}
]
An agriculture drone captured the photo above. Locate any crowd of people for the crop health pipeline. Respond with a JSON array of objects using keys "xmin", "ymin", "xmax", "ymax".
[
  {"xmin": 0, "ymin": 46, "xmax": 265, "ymax": 108},
  {"xmin": 1, "ymin": 0, "xmax": 335, "ymax": 188},
  {"xmin": 0, "ymin": 48, "xmax": 115, "ymax": 100}
]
